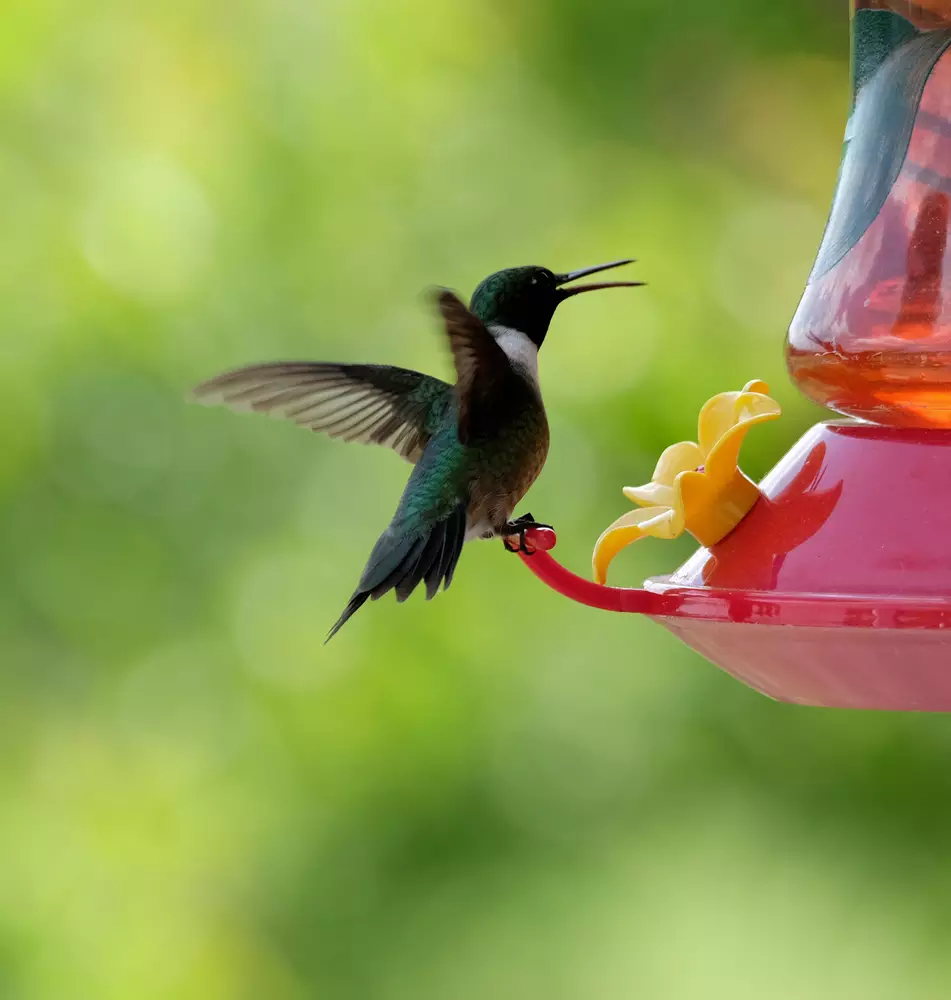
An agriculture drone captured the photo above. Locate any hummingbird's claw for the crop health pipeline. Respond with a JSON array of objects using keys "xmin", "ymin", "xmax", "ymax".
[{"xmin": 502, "ymin": 515, "xmax": 553, "ymax": 555}]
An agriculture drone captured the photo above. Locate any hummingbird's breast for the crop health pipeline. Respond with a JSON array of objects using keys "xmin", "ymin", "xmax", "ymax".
[{"xmin": 464, "ymin": 374, "xmax": 549, "ymax": 537}]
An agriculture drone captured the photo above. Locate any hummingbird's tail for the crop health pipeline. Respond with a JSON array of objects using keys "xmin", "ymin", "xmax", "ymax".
[
  {"xmin": 325, "ymin": 503, "xmax": 467, "ymax": 642},
  {"xmin": 325, "ymin": 592, "xmax": 371, "ymax": 643}
]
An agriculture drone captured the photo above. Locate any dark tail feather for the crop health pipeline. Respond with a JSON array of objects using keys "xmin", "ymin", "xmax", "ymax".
[
  {"xmin": 325, "ymin": 503, "xmax": 467, "ymax": 641},
  {"xmin": 442, "ymin": 506, "xmax": 466, "ymax": 590},
  {"xmin": 325, "ymin": 592, "xmax": 370, "ymax": 643},
  {"xmin": 424, "ymin": 521, "xmax": 450, "ymax": 600},
  {"xmin": 399, "ymin": 523, "xmax": 444, "ymax": 602}
]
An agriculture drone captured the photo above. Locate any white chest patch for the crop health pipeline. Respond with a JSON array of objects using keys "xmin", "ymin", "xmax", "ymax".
[{"xmin": 489, "ymin": 325, "xmax": 539, "ymax": 387}]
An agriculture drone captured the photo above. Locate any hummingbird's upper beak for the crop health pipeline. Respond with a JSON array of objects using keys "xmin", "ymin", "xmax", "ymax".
[{"xmin": 555, "ymin": 258, "xmax": 644, "ymax": 299}]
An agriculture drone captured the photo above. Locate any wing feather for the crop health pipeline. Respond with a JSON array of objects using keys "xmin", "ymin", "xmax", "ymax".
[
  {"xmin": 433, "ymin": 290, "xmax": 511, "ymax": 445},
  {"xmin": 193, "ymin": 362, "xmax": 451, "ymax": 463}
]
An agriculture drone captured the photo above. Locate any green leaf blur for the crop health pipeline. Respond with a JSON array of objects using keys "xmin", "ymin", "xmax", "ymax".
[{"xmin": 5, "ymin": 2, "xmax": 947, "ymax": 998}]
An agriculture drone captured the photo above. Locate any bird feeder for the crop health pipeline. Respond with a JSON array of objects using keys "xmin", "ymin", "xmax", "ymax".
[{"xmin": 519, "ymin": 1, "xmax": 951, "ymax": 711}]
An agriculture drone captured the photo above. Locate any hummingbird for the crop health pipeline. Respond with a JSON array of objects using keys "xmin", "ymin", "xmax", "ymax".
[{"xmin": 194, "ymin": 259, "xmax": 642, "ymax": 640}]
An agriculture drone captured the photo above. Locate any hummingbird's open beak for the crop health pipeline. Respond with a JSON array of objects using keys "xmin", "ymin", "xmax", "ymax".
[{"xmin": 555, "ymin": 258, "xmax": 644, "ymax": 299}]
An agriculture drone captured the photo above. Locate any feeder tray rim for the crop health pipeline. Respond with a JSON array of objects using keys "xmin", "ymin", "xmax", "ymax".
[{"xmin": 643, "ymin": 575, "xmax": 951, "ymax": 629}]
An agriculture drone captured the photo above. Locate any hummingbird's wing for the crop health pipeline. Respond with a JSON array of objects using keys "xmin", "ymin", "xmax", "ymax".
[
  {"xmin": 434, "ymin": 290, "xmax": 512, "ymax": 445},
  {"xmin": 192, "ymin": 362, "xmax": 452, "ymax": 464}
]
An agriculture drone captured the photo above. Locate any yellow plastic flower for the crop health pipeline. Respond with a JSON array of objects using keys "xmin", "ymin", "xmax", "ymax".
[{"xmin": 592, "ymin": 380, "xmax": 781, "ymax": 584}]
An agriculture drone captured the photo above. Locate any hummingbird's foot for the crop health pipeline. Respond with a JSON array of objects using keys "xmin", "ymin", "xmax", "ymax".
[
  {"xmin": 506, "ymin": 513, "xmax": 537, "ymax": 527},
  {"xmin": 502, "ymin": 514, "xmax": 553, "ymax": 555}
]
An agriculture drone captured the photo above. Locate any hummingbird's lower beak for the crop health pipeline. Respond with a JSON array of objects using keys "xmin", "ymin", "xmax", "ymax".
[{"xmin": 555, "ymin": 258, "xmax": 644, "ymax": 299}]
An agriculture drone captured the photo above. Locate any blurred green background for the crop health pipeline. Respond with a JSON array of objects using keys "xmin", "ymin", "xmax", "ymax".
[{"xmin": 5, "ymin": 1, "xmax": 951, "ymax": 997}]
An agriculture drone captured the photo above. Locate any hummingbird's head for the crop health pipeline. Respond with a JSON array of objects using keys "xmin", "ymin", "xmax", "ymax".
[{"xmin": 469, "ymin": 259, "xmax": 642, "ymax": 348}]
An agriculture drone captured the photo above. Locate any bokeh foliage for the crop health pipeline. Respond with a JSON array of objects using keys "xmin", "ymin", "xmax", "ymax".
[{"xmin": 4, "ymin": 1, "xmax": 951, "ymax": 997}]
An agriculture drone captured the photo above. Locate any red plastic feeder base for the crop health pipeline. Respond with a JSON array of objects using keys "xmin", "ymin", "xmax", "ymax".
[
  {"xmin": 658, "ymin": 620, "xmax": 951, "ymax": 711},
  {"xmin": 521, "ymin": 422, "xmax": 951, "ymax": 711}
]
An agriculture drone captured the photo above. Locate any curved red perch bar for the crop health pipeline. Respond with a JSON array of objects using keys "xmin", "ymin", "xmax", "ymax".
[{"xmin": 517, "ymin": 527, "xmax": 681, "ymax": 615}]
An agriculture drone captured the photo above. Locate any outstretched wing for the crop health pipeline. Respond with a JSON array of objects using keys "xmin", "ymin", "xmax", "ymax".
[
  {"xmin": 434, "ymin": 290, "xmax": 513, "ymax": 445},
  {"xmin": 193, "ymin": 362, "xmax": 452, "ymax": 464}
]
